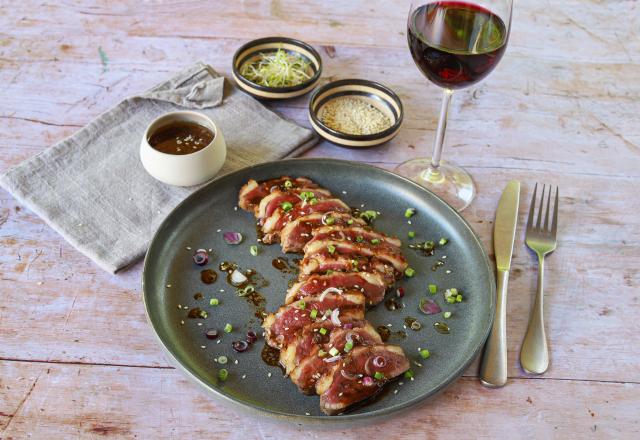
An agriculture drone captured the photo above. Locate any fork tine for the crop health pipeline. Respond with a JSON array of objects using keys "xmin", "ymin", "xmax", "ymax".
[
  {"xmin": 535, "ymin": 184, "xmax": 545, "ymax": 230},
  {"xmin": 551, "ymin": 186, "xmax": 559, "ymax": 238},
  {"xmin": 527, "ymin": 183, "xmax": 538, "ymax": 231},
  {"xmin": 543, "ymin": 185, "xmax": 552, "ymax": 232}
]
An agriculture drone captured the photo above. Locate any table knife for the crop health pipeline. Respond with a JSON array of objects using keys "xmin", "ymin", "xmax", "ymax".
[{"xmin": 480, "ymin": 180, "xmax": 520, "ymax": 387}]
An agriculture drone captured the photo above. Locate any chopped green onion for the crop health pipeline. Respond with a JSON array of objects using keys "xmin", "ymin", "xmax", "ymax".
[
  {"xmin": 446, "ymin": 296, "xmax": 456, "ymax": 304},
  {"xmin": 419, "ymin": 349, "xmax": 430, "ymax": 359},
  {"xmin": 439, "ymin": 237, "xmax": 449, "ymax": 246},
  {"xmin": 456, "ymin": 294, "xmax": 463, "ymax": 303},
  {"xmin": 281, "ymin": 201, "xmax": 293, "ymax": 212},
  {"xmin": 318, "ymin": 349, "xmax": 327, "ymax": 357},
  {"xmin": 309, "ymin": 198, "xmax": 318, "ymax": 205},
  {"xmin": 344, "ymin": 341, "xmax": 354, "ymax": 352},
  {"xmin": 218, "ymin": 368, "xmax": 229, "ymax": 381},
  {"xmin": 319, "ymin": 327, "xmax": 327, "ymax": 335},
  {"xmin": 327, "ymin": 244, "xmax": 336, "ymax": 255},
  {"xmin": 224, "ymin": 323, "xmax": 233, "ymax": 333},
  {"xmin": 198, "ymin": 310, "xmax": 208, "ymax": 318},
  {"xmin": 408, "ymin": 231, "xmax": 416, "ymax": 238},
  {"xmin": 374, "ymin": 371, "xmax": 385, "ymax": 380},
  {"xmin": 284, "ymin": 180, "xmax": 293, "ymax": 189},
  {"xmin": 347, "ymin": 219, "xmax": 354, "ymax": 225},
  {"xmin": 329, "ymin": 347, "xmax": 339, "ymax": 357},
  {"xmin": 325, "ymin": 269, "xmax": 334, "ymax": 275},
  {"xmin": 356, "ymin": 236, "xmax": 363, "ymax": 243},
  {"xmin": 359, "ymin": 210, "xmax": 378, "ymax": 221},
  {"xmin": 299, "ymin": 191, "xmax": 315, "ymax": 201},
  {"xmin": 404, "ymin": 370, "xmax": 414, "ymax": 379},
  {"xmin": 298, "ymin": 300, "xmax": 306, "ymax": 310},
  {"xmin": 405, "ymin": 267, "xmax": 416, "ymax": 278},
  {"xmin": 217, "ymin": 355, "xmax": 228, "ymax": 364},
  {"xmin": 209, "ymin": 298, "xmax": 219, "ymax": 306},
  {"xmin": 371, "ymin": 238, "xmax": 380, "ymax": 245},
  {"xmin": 239, "ymin": 48, "xmax": 312, "ymax": 88},
  {"xmin": 250, "ymin": 245, "xmax": 259, "ymax": 256},
  {"xmin": 443, "ymin": 311, "xmax": 452, "ymax": 319},
  {"xmin": 404, "ymin": 208, "xmax": 416, "ymax": 218},
  {"xmin": 428, "ymin": 284, "xmax": 437, "ymax": 294},
  {"xmin": 325, "ymin": 216, "xmax": 335, "ymax": 225},
  {"xmin": 310, "ymin": 309, "xmax": 318, "ymax": 319}
]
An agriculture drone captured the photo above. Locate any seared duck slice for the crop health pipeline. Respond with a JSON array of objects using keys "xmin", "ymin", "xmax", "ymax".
[
  {"xmin": 316, "ymin": 344, "xmax": 410, "ymax": 415},
  {"xmin": 285, "ymin": 271, "xmax": 388, "ymax": 306},
  {"xmin": 261, "ymin": 198, "xmax": 350, "ymax": 244},
  {"xmin": 288, "ymin": 322, "xmax": 382, "ymax": 394},
  {"xmin": 280, "ymin": 212, "xmax": 366, "ymax": 253},
  {"xmin": 298, "ymin": 253, "xmax": 396, "ymax": 285},
  {"xmin": 310, "ymin": 225, "xmax": 402, "ymax": 249},
  {"xmin": 304, "ymin": 239, "xmax": 408, "ymax": 274},
  {"xmin": 238, "ymin": 177, "xmax": 319, "ymax": 211},
  {"xmin": 262, "ymin": 291, "xmax": 365, "ymax": 349},
  {"xmin": 255, "ymin": 188, "xmax": 332, "ymax": 219}
]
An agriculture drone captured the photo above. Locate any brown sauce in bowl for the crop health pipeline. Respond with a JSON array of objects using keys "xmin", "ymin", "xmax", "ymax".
[{"xmin": 148, "ymin": 121, "xmax": 214, "ymax": 155}]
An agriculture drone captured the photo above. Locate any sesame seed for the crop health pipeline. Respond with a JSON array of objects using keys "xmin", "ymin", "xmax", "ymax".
[
  {"xmin": 442, "ymin": 255, "xmax": 447, "ymax": 259},
  {"xmin": 234, "ymin": 207, "xmax": 238, "ymax": 211},
  {"xmin": 394, "ymin": 390, "xmax": 398, "ymax": 394},
  {"xmin": 166, "ymin": 284, "xmax": 172, "ymax": 288},
  {"xmin": 37, "ymin": 281, "xmax": 43, "ymax": 285},
  {"xmin": 200, "ymin": 345, "xmax": 206, "ymax": 349},
  {"xmin": 180, "ymin": 320, "xmax": 184, "ymax": 325},
  {"xmin": 267, "ymin": 372, "xmax": 272, "ymax": 377},
  {"xmin": 186, "ymin": 247, "xmax": 191, "ymax": 250},
  {"xmin": 216, "ymin": 340, "xmax": 221, "ymax": 344},
  {"xmin": 242, "ymin": 374, "xmax": 246, "ymax": 379},
  {"xmin": 197, "ymin": 323, "xmax": 203, "ymax": 326},
  {"xmin": 177, "ymin": 304, "xmax": 182, "ymax": 309},
  {"xmin": 216, "ymin": 229, "xmax": 221, "ymax": 232},
  {"xmin": 399, "ymin": 382, "xmax": 404, "ymax": 386},
  {"xmin": 234, "ymin": 359, "xmax": 238, "ymax": 365},
  {"xmin": 305, "ymin": 412, "xmax": 311, "ymax": 416},
  {"xmin": 446, "ymin": 270, "xmax": 452, "ymax": 274},
  {"xmin": 407, "ymin": 220, "xmax": 412, "ymax": 225}
]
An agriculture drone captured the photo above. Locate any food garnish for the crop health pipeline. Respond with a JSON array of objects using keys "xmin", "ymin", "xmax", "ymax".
[
  {"xmin": 193, "ymin": 249, "xmax": 209, "ymax": 266},
  {"xmin": 240, "ymin": 48, "xmax": 312, "ymax": 88},
  {"xmin": 223, "ymin": 231, "xmax": 243, "ymax": 245},
  {"xmin": 419, "ymin": 298, "xmax": 441, "ymax": 315},
  {"xmin": 224, "ymin": 323, "xmax": 233, "ymax": 333}
]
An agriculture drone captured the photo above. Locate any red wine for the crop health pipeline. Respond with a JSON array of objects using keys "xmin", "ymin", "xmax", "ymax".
[{"xmin": 408, "ymin": 1, "xmax": 508, "ymax": 89}]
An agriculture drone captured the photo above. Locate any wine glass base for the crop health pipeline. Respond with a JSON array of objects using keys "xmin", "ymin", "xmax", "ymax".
[{"xmin": 394, "ymin": 158, "xmax": 476, "ymax": 211}]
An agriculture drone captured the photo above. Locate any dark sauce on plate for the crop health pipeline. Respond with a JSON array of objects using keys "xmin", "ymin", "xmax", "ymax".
[
  {"xmin": 201, "ymin": 269, "xmax": 217, "ymax": 284},
  {"xmin": 193, "ymin": 292, "xmax": 204, "ymax": 300},
  {"xmin": 261, "ymin": 343, "xmax": 285, "ymax": 374},
  {"xmin": 404, "ymin": 316, "xmax": 422, "ymax": 331},
  {"xmin": 385, "ymin": 297, "xmax": 403, "ymax": 311},
  {"xmin": 148, "ymin": 121, "xmax": 214, "ymax": 155},
  {"xmin": 187, "ymin": 307, "xmax": 207, "ymax": 319},
  {"xmin": 376, "ymin": 325, "xmax": 407, "ymax": 342},
  {"xmin": 434, "ymin": 321, "xmax": 450, "ymax": 334}
]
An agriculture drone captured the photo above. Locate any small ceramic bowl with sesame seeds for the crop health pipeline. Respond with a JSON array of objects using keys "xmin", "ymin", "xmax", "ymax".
[
  {"xmin": 308, "ymin": 79, "xmax": 404, "ymax": 148},
  {"xmin": 232, "ymin": 37, "xmax": 323, "ymax": 100}
]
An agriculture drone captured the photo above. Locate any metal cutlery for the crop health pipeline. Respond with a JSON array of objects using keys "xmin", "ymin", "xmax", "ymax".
[
  {"xmin": 480, "ymin": 180, "xmax": 520, "ymax": 388},
  {"xmin": 520, "ymin": 183, "xmax": 559, "ymax": 374}
]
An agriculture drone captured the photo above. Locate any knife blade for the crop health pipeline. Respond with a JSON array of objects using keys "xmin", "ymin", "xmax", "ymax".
[{"xmin": 480, "ymin": 180, "xmax": 520, "ymax": 388}]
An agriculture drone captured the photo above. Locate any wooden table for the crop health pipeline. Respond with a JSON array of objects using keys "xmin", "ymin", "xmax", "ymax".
[{"xmin": 1, "ymin": 1, "xmax": 638, "ymax": 438}]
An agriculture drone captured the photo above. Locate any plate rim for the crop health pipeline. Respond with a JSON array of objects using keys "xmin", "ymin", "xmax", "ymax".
[{"xmin": 142, "ymin": 158, "xmax": 496, "ymax": 423}]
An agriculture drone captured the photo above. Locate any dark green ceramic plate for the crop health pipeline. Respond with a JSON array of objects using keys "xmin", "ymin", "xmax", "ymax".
[{"xmin": 142, "ymin": 158, "xmax": 495, "ymax": 423}]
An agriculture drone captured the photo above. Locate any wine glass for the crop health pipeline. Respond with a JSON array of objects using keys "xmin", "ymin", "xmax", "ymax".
[{"xmin": 396, "ymin": 1, "xmax": 513, "ymax": 210}]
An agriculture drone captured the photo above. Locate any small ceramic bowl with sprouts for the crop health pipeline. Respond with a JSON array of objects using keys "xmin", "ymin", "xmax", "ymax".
[{"xmin": 232, "ymin": 37, "xmax": 322, "ymax": 100}]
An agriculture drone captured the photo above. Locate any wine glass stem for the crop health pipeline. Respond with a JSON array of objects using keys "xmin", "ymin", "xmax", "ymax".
[{"xmin": 423, "ymin": 88, "xmax": 454, "ymax": 183}]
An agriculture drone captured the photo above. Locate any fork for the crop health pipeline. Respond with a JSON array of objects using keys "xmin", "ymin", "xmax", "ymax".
[{"xmin": 520, "ymin": 183, "xmax": 558, "ymax": 374}]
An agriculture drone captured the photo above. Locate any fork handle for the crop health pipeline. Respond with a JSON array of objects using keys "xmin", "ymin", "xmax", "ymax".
[
  {"xmin": 520, "ymin": 254, "xmax": 549, "ymax": 374},
  {"xmin": 480, "ymin": 269, "xmax": 509, "ymax": 387}
]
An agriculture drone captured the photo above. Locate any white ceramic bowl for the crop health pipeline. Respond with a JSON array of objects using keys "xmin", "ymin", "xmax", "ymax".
[{"xmin": 140, "ymin": 111, "xmax": 226, "ymax": 187}]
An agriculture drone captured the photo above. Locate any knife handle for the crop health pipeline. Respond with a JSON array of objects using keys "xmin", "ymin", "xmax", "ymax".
[{"xmin": 480, "ymin": 269, "xmax": 509, "ymax": 387}]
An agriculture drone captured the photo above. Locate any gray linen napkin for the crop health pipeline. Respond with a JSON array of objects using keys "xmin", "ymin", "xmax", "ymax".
[{"xmin": 0, "ymin": 62, "xmax": 318, "ymax": 273}]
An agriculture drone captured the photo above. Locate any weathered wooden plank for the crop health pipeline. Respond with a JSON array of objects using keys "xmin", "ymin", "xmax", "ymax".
[{"xmin": 1, "ymin": 360, "xmax": 637, "ymax": 439}]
